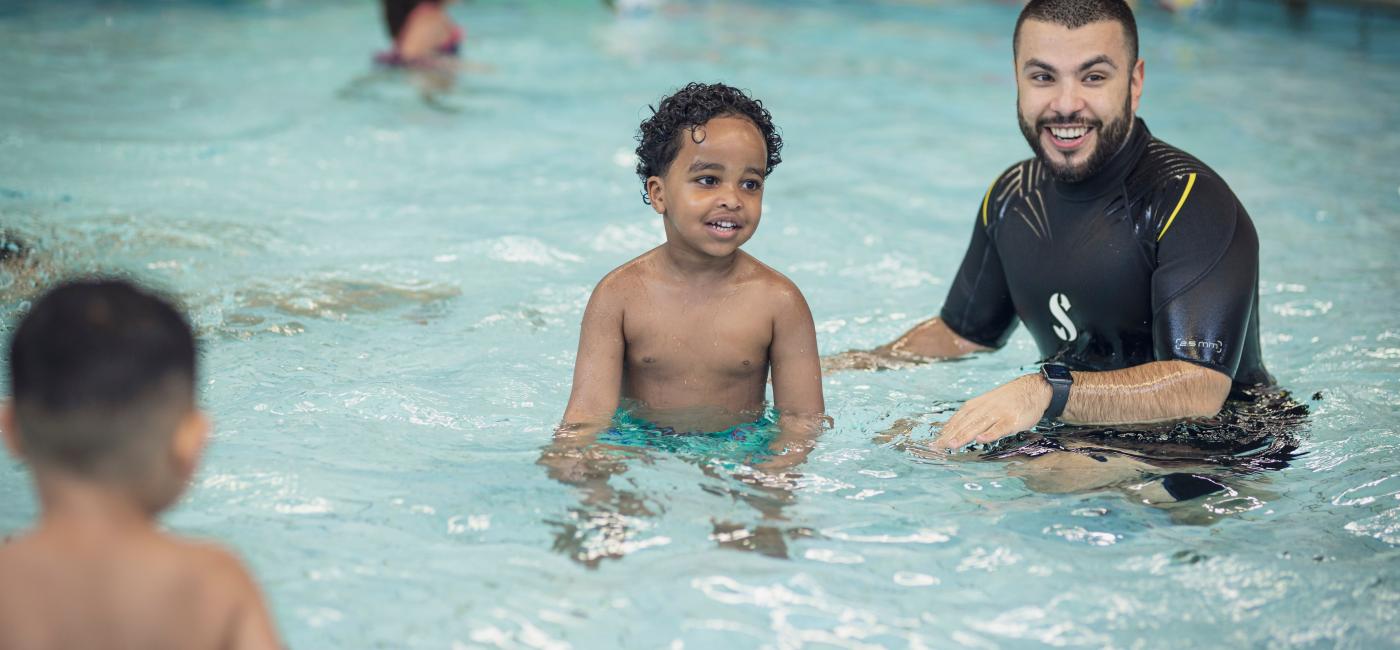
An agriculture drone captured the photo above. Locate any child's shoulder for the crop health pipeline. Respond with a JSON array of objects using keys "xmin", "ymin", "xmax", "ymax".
[
  {"xmin": 164, "ymin": 536, "xmax": 262, "ymax": 591},
  {"xmin": 591, "ymin": 246, "xmax": 663, "ymax": 295},
  {"xmin": 734, "ymin": 253, "xmax": 814, "ymax": 323},
  {"xmin": 738, "ymin": 252, "xmax": 807, "ymax": 300}
]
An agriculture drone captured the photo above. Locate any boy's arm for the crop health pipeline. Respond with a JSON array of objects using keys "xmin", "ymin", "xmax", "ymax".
[
  {"xmin": 543, "ymin": 281, "xmax": 626, "ymax": 485},
  {"xmin": 559, "ymin": 279, "xmax": 626, "ymax": 442},
  {"xmin": 764, "ymin": 282, "xmax": 827, "ymax": 471}
]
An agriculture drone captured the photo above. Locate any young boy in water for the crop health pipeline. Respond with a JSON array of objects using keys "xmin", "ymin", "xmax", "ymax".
[
  {"xmin": 558, "ymin": 82, "xmax": 826, "ymax": 470},
  {"xmin": 0, "ymin": 279, "xmax": 281, "ymax": 650}
]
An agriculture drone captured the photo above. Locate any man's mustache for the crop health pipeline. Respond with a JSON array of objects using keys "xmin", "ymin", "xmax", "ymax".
[{"xmin": 1036, "ymin": 114, "xmax": 1104, "ymax": 128}]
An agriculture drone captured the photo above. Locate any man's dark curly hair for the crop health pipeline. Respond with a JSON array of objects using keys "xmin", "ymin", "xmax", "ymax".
[{"xmin": 634, "ymin": 82, "xmax": 783, "ymax": 205}]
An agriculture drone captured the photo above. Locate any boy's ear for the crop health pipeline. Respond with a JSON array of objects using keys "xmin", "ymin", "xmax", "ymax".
[
  {"xmin": 170, "ymin": 409, "xmax": 210, "ymax": 482},
  {"xmin": 646, "ymin": 176, "xmax": 666, "ymax": 215},
  {"xmin": 1, "ymin": 400, "xmax": 23, "ymax": 461}
]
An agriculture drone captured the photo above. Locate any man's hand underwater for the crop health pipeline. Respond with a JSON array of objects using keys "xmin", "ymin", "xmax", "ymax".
[{"xmin": 933, "ymin": 374, "xmax": 1051, "ymax": 450}]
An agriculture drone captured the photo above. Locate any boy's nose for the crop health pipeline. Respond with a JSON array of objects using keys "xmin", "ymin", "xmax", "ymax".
[{"xmin": 716, "ymin": 185, "xmax": 742, "ymax": 210}]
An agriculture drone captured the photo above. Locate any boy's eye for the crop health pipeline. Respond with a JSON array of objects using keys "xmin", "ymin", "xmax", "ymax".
[
  {"xmin": 695, "ymin": 176, "xmax": 717, "ymax": 186},
  {"xmin": 741, "ymin": 179, "xmax": 763, "ymax": 191}
]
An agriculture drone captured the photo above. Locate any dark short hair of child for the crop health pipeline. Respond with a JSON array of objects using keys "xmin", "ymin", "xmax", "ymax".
[
  {"xmin": 634, "ymin": 82, "xmax": 784, "ymax": 205},
  {"xmin": 8, "ymin": 278, "xmax": 197, "ymax": 480}
]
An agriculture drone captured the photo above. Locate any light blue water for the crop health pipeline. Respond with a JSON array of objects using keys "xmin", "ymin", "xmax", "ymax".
[{"xmin": 3, "ymin": 0, "xmax": 1400, "ymax": 647}]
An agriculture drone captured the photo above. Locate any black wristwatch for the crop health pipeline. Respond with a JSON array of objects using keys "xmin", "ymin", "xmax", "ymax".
[{"xmin": 1040, "ymin": 364, "xmax": 1073, "ymax": 421}]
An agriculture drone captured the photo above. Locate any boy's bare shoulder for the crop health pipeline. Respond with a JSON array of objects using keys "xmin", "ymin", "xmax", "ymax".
[
  {"xmin": 168, "ymin": 536, "xmax": 265, "ymax": 599},
  {"xmin": 0, "ymin": 532, "xmax": 267, "ymax": 647},
  {"xmin": 739, "ymin": 252, "xmax": 811, "ymax": 309},
  {"xmin": 0, "ymin": 530, "xmax": 43, "ymax": 585},
  {"xmin": 590, "ymin": 246, "xmax": 663, "ymax": 300}
]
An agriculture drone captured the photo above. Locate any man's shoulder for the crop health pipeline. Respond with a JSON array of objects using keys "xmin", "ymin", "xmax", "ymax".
[
  {"xmin": 1128, "ymin": 136, "xmax": 1233, "ymax": 199},
  {"xmin": 980, "ymin": 157, "xmax": 1048, "ymax": 225}
]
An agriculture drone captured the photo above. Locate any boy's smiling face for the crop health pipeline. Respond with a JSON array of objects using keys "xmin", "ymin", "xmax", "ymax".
[{"xmin": 647, "ymin": 115, "xmax": 767, "ymax": 260}]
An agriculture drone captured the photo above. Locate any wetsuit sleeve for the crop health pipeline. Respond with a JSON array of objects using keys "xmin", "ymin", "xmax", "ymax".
[
  {"xmin": 939, "ymin": 188, "xmax": 1018, "ymax": 349},
  {"xmin": 1150, "ymin": 173, "xmax": 1259, "ymax": 379}
]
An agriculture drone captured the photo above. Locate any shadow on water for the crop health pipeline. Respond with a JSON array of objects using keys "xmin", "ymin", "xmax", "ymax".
[
  {"xmin": 537, "ymin": 405, "xmax": 818, "ymax": 568},
  {"xmin": 885, "ymin": 388, "xmax": 1312, "ymax": 525}
]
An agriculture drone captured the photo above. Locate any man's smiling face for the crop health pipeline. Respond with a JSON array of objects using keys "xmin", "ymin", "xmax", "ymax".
[{"xmin": 1015, "ymin": 18, "xmax": 1144, "ymax": 183}]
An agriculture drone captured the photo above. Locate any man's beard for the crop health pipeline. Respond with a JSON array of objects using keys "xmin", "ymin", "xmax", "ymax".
[{"xmin": 1019, "ymin": 93, "xmax": 1133, "ymax": 184}]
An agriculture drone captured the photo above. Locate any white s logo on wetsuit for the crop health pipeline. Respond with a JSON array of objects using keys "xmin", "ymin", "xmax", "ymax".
[{"xmin": 1049, "ymin": 292, "xmax": 1077, "ymax": 342}]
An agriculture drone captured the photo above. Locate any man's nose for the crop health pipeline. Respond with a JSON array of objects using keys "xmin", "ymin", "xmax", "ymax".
[{"xmin": 1051, "ymin": 81, "xmax": 1086, "ymax": 117}]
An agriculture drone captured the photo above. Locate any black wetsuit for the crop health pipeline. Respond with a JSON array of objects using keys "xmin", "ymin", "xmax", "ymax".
[{"xmin": 940, "ymin": 118, "xmax": 1272, "ymax": 392}]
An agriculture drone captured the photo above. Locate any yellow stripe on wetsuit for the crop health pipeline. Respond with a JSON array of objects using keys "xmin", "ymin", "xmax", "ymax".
[{"xmin": 1157, "ymin": 172, "xmax": 1197, "ymax": 241}]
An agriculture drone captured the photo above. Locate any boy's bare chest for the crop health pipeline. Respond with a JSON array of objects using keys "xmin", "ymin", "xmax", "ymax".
[{"xmin": 622, "ymin": 293, "xmax": 772, "ymax": 378}]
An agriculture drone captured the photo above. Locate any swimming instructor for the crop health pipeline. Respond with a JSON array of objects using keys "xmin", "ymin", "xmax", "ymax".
[{"xmin": 829, "ymin": 0, "xmax": 1273, "ymax": 449}]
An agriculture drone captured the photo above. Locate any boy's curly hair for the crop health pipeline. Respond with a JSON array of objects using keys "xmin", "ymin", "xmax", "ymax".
[{"xmin": 634, "ymin": 82, "xmax": 783, "ymax": 205}]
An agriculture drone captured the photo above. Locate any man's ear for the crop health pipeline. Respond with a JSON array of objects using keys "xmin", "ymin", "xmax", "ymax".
[
  {"xmin": 1, "ymin": 400, "xmax": 23, "ymax": 461},
  {"xmin": 1130, "ymin": 58, "xmax": 1145, "ymax": 113},
  {"xmin": 646, "ymin": 176, "xmax": 666, "ymax": 215},
  {"xmin": 171, "ymin": 409, "xmax": 209, "ymax": 483}
]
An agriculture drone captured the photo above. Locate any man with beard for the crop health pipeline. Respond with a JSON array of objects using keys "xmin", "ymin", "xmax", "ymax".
[{"xmin": 830, "ymin": 0, "xmax": 1274, "ymax": 484}]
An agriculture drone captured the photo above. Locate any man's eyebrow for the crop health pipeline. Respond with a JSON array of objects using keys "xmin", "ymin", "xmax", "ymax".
[
  {"xmin": 1023, "ymin": 55, "xmax": 1118, "ymax": 73},
  {"xmin": 1078, "ymin": 54, "xmax": 1116, "ymax": 71},
  {"xmin": 688, "ymin": 160, "xmax": 724, "ymax": 173}
]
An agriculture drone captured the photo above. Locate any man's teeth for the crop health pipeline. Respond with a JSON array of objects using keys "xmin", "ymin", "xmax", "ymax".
[{"xmin": 1050, "ymin": 126, "xmax": 1088, "ymax": 140}]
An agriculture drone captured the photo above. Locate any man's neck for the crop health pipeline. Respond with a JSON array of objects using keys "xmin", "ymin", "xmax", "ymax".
[{"xmin": 1053, "ymin": 116, "xmax": 1147, "ymax": 200}]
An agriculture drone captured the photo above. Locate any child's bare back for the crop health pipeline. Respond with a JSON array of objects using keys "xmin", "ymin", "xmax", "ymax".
[{"xmin": 0, "ymin": 528, "xmax": 276, "ymax": 650}]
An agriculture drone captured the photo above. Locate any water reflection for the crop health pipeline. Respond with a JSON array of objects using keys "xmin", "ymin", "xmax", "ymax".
[
  {"xmin": 883, "ymin": 388, "xmax": 1311, "ymax": 524},
  {"xmin": 538, "ymin": 404, "xmax": 820, "ymax": 568}
]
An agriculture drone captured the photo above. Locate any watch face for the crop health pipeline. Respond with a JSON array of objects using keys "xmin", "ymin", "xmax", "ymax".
[{"xmin": 1043, "ymin": 364, "xmax": 1073, "ymax": 382}]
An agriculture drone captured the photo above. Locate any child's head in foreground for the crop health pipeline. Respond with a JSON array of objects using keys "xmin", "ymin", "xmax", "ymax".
[
  {"xmin": 635, "ymin": 82, "xmax": 783, "ymax": 256},
  {"xmin": 4, "ymin": 278, "xmax": 205, "ymax": 516}
]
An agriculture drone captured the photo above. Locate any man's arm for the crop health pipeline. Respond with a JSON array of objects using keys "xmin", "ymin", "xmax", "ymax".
[
  {"xmin": 763, "ymin": 281, "xmax": 827, "ymax": 471},
  {"xmin": 885, "ymin": 317, "xmax": 993, "ymax": 359},
  {"xmin": 934, "ymin": 360, "xmax": 1231, "ymax": 449},
  {"xmin": 824, "ymin": 178, "xmax": 1017, "ymax": 372}
]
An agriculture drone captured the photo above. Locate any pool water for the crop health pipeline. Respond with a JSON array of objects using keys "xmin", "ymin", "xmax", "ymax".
[{"xmin": 3, "ymin": 0, "xmax": 1400, "ymax": 647}]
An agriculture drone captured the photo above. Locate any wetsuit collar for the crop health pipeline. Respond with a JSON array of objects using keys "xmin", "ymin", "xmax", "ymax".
[{"xmin": 1051, "ymin": 117, "xmax": 1151, "ymax": 202}]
